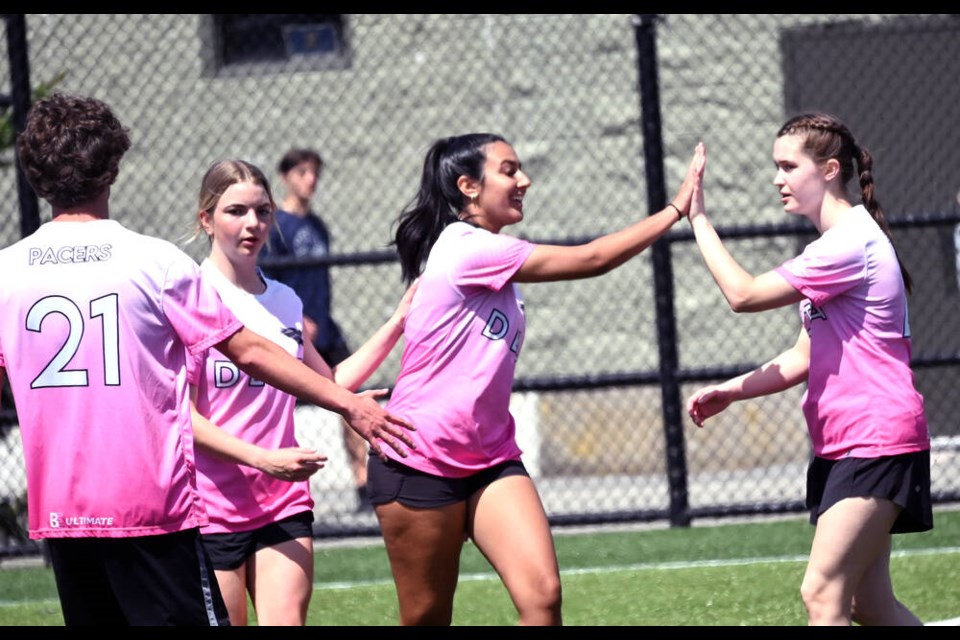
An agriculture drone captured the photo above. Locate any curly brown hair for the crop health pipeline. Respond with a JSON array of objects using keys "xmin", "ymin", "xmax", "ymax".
[{"xmin": 16, "ymin": 92, "xmax": 131, "ymax": 209}]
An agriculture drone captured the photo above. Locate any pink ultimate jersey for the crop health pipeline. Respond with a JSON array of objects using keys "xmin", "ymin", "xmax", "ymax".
[
  {"xmin": 0, "ymin": 219, "xmax": 243, "ymax": 539},
  {"xmin": 775, "ymin": 205, "xmax": 929, "ymax": 459},
  {"xmin": 190, "ymin": 259, "xmax": 314, "ymax": 533},
  {"xmin": 384, "ymin": 222, "xmax": 536, "ymax": 477}
]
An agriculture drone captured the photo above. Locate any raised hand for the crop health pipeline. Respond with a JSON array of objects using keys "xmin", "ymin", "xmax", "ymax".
[
  {"xmin": 671, "ymin": 142, "xmax": 706, "ymax": 218},
  {"xmin": 687, "ymin": 145, "xmax": 708, "ymax": 224}
]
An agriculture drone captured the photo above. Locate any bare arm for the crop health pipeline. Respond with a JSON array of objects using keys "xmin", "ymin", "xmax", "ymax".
[
  {"xmin": 686, "ymin": 327, "xmax": 810, "ymax": 427},
  {"xmin": 216, "ymin": 326, "xmax": 415, "ymax": 459},
  {"xmin": 331, "ymin": 280, "xmax": 418, "ymax": 390},
  {"xmin": 513, "ymin": 143, "xmax": 706, "ymax": 283},
  {"xmin": 190, "ymin": 386, "xmax": 326, "ymax": 482},
  {"xmin": 301, "ymin": 314, "xmax": 321, "ymax": 353},
  {"xmin": 302, "ymin": 340, "xmax": 334, "ymax": 379},
  {"xmin": 687, "ymin": 145, "xmax": 803, "ymax": 312}
]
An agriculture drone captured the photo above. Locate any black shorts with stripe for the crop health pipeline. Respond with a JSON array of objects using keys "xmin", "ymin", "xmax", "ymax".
[{"xmin": 46, "ymin": 527, "xmax": 230, "ymax": 626}]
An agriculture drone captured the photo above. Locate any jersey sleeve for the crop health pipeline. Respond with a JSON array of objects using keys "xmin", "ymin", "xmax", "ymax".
[
  {"xmin": 185, "ymin": 345, "xmax": 206, "ymax": 386},
  {"xmin": 775, "ymin": 233, "xmax": 865, "ymax": 307},
  {"xmin": 452, "ymin": 230, "xmax": 536, "ymax": 291},
  {"xmin": 162, "ymin": 256, "xmax": 244, "ymax": 355}
]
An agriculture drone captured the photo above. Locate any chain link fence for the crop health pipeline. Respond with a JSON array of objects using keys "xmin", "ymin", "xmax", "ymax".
[{"xmin": 2, "ymin": 14, "xmax": 959, "ymax": 556}]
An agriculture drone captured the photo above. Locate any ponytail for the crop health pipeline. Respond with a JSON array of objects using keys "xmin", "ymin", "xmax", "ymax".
[
  {"xmin": 855, "ymin": 145, "xmax": 913, "ymax": 294},
  {"xmin": 392, "ymin": 133, "xmax": 507, "ymax": 284}
]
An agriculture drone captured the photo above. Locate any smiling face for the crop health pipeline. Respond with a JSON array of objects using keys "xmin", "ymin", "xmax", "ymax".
[
  {"xmin": 772, "ymin": 133, "xmax": 832, "ymax": 219},
  {"xmin": 200, "ymin": 180, "xmax": 275, "ymax": 266},
  {"xmin": 463, "ymin": 141, "xmax": 532, "ymax": 233}
]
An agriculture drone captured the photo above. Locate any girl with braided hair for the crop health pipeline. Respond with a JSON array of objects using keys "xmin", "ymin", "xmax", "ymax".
[{"xmin": 685, "ymin": 113, "xmax": 931, "ymax": 626}]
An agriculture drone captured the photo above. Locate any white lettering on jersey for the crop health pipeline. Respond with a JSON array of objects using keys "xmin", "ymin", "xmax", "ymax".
[
  {"xmin": 62, "ymin": 515, "xmax": 116, "ymax": 526},
  {"xmin": 28, "ymin": 293, "xmax": 121, "ymax": 388},
  {"xmin": 28, "ymin": 244, "xmax": 113, "ymax": 265},
  {"xmin": 482, "ymin": 309, "xmax": 509, "ymax": 340},
  {"xmin": 213, "ymin": 360, "xmax": 264, "ymax": 388},
  {"xmin": 481, "ymin": 308, "xmax": 523, "ymax": 354}
]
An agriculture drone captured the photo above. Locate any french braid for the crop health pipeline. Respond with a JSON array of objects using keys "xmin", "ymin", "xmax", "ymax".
[{"xmin": 778, "ymin": 113, "xmax": 913, "ymax": 294}]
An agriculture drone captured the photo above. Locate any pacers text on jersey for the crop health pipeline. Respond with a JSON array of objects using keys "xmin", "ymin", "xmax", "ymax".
[{"xmin": 28, "ymin": 244, "xmax": 113, "ymax": 265}]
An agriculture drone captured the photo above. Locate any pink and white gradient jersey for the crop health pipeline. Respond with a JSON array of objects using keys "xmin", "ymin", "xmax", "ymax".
[
  {"xmin": 0, "ymin": 219, "xmax": 243, "ymax": 539},
  {"xmin": 190, "ymin": 259, "xmax": 313, "ymax": 533},
  {"xmin": 384, "ymin": 222, "xmax": 536, "ymax": 477},
  {"xmin": 775, "ymin": 205, "xmax": 929, "ymax": 459}
]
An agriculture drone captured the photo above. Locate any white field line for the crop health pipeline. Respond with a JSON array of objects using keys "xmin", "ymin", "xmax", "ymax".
[
  {"xmin": 311, "ymin": 545, "xmax": 960, "ymax": 591},
  {"xmin": 3, "ymin": 546, "xmax": 959, "ymax": 625}
]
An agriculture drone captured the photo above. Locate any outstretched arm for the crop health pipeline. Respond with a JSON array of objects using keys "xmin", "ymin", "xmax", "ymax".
[
  {"xmin": 301, "ymin": 314, "xmax": 321, "ymax": 354},
  {"xmin": 687, "ymin": 145, "xmax": 802, "ymax": 312},
  {"xmin": 513, "ymin": 143, "xmax": 706, "ymax": 283},
  {"xmin": 216, "ymin": 326, "xmax": 416, "ymax": 460},
  {"xmin": 327, "ymin": 280, "xmax": 418, "ymax": 390},
  {"xmin": 190, "ymin": 387, "xmax": 327, "ymax": 482},
  {"xmin": 686, "ymin": 327, "xmax": 810, "ymax": 427}
]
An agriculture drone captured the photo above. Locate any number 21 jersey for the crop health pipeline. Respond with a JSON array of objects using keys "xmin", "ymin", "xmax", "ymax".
[{"xmin": 0, "ymin": 219, "xmax": 243, "ymax": 539}]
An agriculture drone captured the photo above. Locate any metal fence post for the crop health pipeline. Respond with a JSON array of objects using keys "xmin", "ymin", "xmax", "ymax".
[
  {"xmin": 632, "ymin": 13, "xmax": 690, "ymax": 528},
  {"xmin": 3, "ymin": 14, "xmax": 40, "ymax": 239}
]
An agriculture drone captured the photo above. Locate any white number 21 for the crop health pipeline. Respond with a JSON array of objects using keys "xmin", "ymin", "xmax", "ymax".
[{"xmin": 26, "ymin": 294, "xmax": 120, "ymax": 388}]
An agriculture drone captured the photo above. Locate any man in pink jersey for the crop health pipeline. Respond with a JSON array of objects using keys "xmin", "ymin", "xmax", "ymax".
[{"xmin": 0, "ymin": 93, "xmax": 414, "ymax": 626}]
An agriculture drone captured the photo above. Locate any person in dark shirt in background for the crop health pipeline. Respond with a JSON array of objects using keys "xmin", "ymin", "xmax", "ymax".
[{"xmin": 260, "ymin": 148, "xmax": 371, "ymax": 511}]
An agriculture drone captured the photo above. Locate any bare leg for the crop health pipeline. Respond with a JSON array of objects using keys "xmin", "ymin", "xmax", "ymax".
[
  {"xmin": 801, "ymin": 497, "xmax": 919, "ymax": 626},
  {"xmin": 342, "ymin": 419, "xmax": 369, "ymax": 502},
  {"xmin": 850, "ymin": 536, "xmax": 923, "ymax": 625},
  {"xmin": 375, "ymin": 500, "xmax": 467, "ymax": 625},
  {"xmin": 214, "ymin": 566, "xmax": 249, "ymax": 626},
  {"xmin": 247, "ymin": 536, "xmax": 314, "ymax": 625},
  {"xmin": 469, "ymin": 475, "xmax": 562, "ymax": 625}
]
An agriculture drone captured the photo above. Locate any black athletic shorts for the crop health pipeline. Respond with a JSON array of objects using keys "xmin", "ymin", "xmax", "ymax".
[
  {"xmin": 201, "ymin": 510, "xmax": 315, "ymax": 571},
  {"xmin": 367, "ymin": 455, "xmax": 529, "ymax": 508},
  {"xmin": 46, "ymin": 528, "xmax": 230, "ymax": 626},
  {"xmin": 806, "ymin": 450, "xmax": 933, "ymax": 534}
]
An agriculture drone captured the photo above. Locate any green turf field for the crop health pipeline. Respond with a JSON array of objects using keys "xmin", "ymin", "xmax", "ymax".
[{"xmin": 1, "ymin": 507, "xmax": 958, "ymax": 625}]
